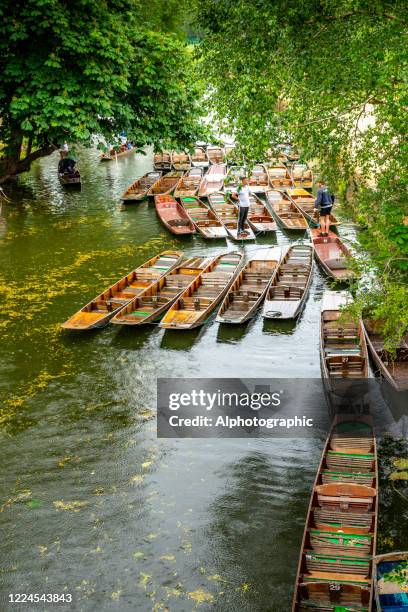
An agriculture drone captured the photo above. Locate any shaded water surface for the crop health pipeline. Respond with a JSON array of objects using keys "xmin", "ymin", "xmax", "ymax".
[{"xmin": 0, "ymin": 149, "xmax": 407, "ymax": 611}]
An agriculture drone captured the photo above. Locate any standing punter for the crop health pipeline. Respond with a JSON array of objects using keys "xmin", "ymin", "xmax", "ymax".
[
  {"xmin": 232, "ymin": 176, "xmax": 250, "ymax": 238},
  {"xmin": 314, "ymin": 181, "xmax": 335, "ymax": 237}
]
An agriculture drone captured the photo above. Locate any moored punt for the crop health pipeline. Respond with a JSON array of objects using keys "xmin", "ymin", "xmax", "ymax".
[
  {"xmin": 320, "ymin": 290, "xmax": 369, "ymax": 381},
  {"xmin": 208, "ymin": 191, "xmax": 256, "ymax": 241},
  {"xmin": 247, "ymin": 192, "xmax": 277, "ymax": 233},
  {"xmin": 266, "ymin": 189, "xmax": 308, "ymax": 230},
  {"xmin": 216, "ymin": 248, "xmax": 281, "ymax": 324},
  {"xmin": 191, "ymin": 146, "xmax": 210, "ymax": 168},
  {"xmin": 173, "ymin": 168, "xmax": 203, "ymax": 198},
  {"xmin": 292, "ymin": 415, "xmax": 377, "ymax": 612},
  {"xmin": 362, "ymin": 320, "xmax": 408, "ymax": 391},
  {"xmin": 154, "ymin": 195, "xmax": 196, "ymax": 235},
  {"xmin": 121, "ymin": 171, "xmax": 162, "ymax": 202},
  {"xmin": 153, "ymin": 150, "xmax": 172, "ymax": 171},
  {"xmin": 310, "ymin": 228, "xmax": 355, "ymax": 281},
  {"xmin": 291, "ymin": 163, "xmax": 314, "ymax": 191},
  {"xmin": 262, "ymin": 244, "xmax": 313, "ymax": 319},
  {"xmin": 266, "ymin": 164, "xmax": 294, "ymax": 189},
  {"xmin": 248, "ymin": 164, "xmax": 269, "ymax": 194},
  {"xmin": 147, "ymin": 171, "xmax": 184, "ymax": 197},
  {"xmin": 160, "ymin": 252, "xmax": 244, "ymax": 329},
  {"xmin": 111, "ymin": 256, "xmax": 216, "ymax": 326},
  {"xmin": 180, "ymin": 196, "xmax": 228, "ymax": 239},
  {"xmin": 61, "ymin": 250, "xmax": 183, "ymax": 331},
  {"xmin": 207, "ymin": 145, "xmax": 225, "ymax": 164},
  {"xmin": 287, "ymin": 188, "xmax": 340, "ymax": 228},
  {"xmin": 171, "ymin": 150, "xmax": 191, "ymax": 171},
  {"xmin": 223, "ymin": 165, "xmax": 246, "ymax": 192},
  {"xmin": 198, "ymin": 164, "xmax": 227, "ymax": 198},
  {"xmin": 374, "ymin": 551, "xmax": 408, "ymax": 611},
  {"xmin": 100, "ymin": 145, "xmax": 136, "ymax": 161}
]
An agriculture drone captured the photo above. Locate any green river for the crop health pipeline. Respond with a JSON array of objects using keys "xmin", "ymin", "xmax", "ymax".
[{"xmin": 0, "ymin": 148, "xmax": 407, "ymax": 611}]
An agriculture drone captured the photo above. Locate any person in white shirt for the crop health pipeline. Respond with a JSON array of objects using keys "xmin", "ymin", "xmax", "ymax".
[{"xmin": 232, "ymin": 176, "xmax": 250, "ymax": 237}]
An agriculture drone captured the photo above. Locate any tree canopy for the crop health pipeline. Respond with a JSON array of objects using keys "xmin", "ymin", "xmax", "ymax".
[{"xmin": 0, "ymin": 0, "xmax": 205, "ymax": 178}]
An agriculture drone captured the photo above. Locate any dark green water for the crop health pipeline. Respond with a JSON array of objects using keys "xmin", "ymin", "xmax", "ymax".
[{"xmin": 0, "ymin": 149, "xmax": 406, "ymax": 611}]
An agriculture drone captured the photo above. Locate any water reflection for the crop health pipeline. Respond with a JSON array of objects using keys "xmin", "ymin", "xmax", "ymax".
[
  {"xmin": 262, "ymin": 318, "xmax": 297, "ymax": 336},
  {"xmin": 216, "ymin": 317, "xmax": 257, "ymax": 344}
]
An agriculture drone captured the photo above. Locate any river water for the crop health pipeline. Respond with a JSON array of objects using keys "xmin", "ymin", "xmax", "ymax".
[{"xmin": 0, "ymin": 148, "xmax": 407, "ymax": 611}]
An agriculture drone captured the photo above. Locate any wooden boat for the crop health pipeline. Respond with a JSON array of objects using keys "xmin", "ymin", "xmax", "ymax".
[
  {"xmin": 147, "ymin": 171, "xmax": 184, "ymax": 197},
  {"xmin": 247, "ymin": 192, "xmax": 277, "ymax": 233},
  {"xmin": 262, "ymin": 244, "xmax": 313, "ymax": 319},
  {"xmin": 191, "ymin": 146, "xmax": 209, "ymax": 168},
  {"xmin": 224, "ymin": 166, "xmax": 246, "ymax": 192},
  {"xmin": 61, "ymin": 251, "xmax": 183, "ymax": 330},
  {"xmin": 100, "ymin": 145, "xmax": 136, "ymax": 161},
  {"xmin": 310, "ymin": 229, "xmax": 355, "ymax": 281},
  {"xmin": 180, "ymin": 196, "xmax": 228, "ymax": 239},
  {"xmin": 160, "ymin": 252, "xmax": 244, "ymax": 329},
  {"xmin": 362, "ymin": 320, "xmax": 408, "ymax": 391},
  {"xmin": 207, "ymin": 145, "xmax": 225, "ymax": 164},
  {"xmin": 216, "ymin": 248, "xmax": 281, "ymax": 324},
  {"xmin": 110, "ymin": 256, "xmax": 216, "ymax": 326},
  {"xmin": 153, "ymin": 150, "xmax": 172, "ymax": 171},
  {"xmin": 266, "ymin": 164, "xmax": 294, "ymax": 189},
  {"xmin": 198, "ymin": 164, "xmax": 227, "ymax": 198},
  {"xmin": 266, "ymin": 189, "xmax": 308, "ymax": 230},
  {"xmin": 173, "ymin": 168, "xmax": 203, "ymax": 198},
  {"xmin": 121, "ymin": 171, "xmax": 162, "ymax": 202},
  {"xmin": 374, "ymin": 551, "xmax": 408, "ymax": 611},
  {"xmin": 208, "ymin": 192, "xmax": 256, "ymax": 241},
  {"xmin": 58, "ymin": 168, "xmax": 81, "ymax": 188},
  {"xmin": 248, "ymin": 164, "xmax": 269, "ymax": 194},
  {"xmin": 320, "ymin": 290, "xmax": 369, "ymax": 381},
  {"xmin": 291, "ymin": 163, "xmax": 314, "ymax": 191},
  {"xmin": 171, "ymin": 150, "xmax": 191, "ymax": 171},
  {"xmin": 287, "ymin": 188, "xmax": 340, "ymax": 228},
  {"xmin": 154, "ymin": 195, "xmax": 196, "ymax": 235},
  {"xmin": 292, "ymin": 415, "xmax": 378, "ymax": 611}
]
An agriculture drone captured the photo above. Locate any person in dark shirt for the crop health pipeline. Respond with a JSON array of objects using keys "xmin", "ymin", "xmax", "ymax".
[{"xmin": 314, "ymin": 181, "xmax": 335, "ymax": 236}]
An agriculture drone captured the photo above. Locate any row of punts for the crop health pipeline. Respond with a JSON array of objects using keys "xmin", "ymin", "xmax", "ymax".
[{"xmin": 121, "ymin": 163, "xmax": 315, "ymax": 202}]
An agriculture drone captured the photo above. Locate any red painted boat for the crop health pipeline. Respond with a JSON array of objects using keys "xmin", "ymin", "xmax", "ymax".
[
  {"xmin": 154, "ymin": 195, "xmax": 196, "ymax": 235},
  {"xmin": 310, "ymin": 228, "xmax": 356, "ymax": 281}
]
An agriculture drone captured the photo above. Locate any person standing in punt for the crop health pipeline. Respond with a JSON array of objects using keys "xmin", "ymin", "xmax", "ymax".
[
  {"xmin": 314, "ymin": 180, "xmax": 335, "ymax": 236},
  {"xmin": 232, "ymin": 176, "xmax": 250, "ymax": 237}
]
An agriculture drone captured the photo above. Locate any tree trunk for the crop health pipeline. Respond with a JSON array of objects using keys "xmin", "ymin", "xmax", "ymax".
[{"xmin": 0, "ymin": 144, "xmax": 57, "ymax": 183}]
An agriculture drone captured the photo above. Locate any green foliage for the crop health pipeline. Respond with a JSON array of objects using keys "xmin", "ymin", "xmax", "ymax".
[{"xmin": 0, "ymin": 0, "xmax": 206, "ymax": 174}]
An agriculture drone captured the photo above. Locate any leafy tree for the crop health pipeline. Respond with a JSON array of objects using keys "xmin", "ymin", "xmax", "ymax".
[{"xmin": 0, "ymin": 0, "xmax": 206, "ymax": 179}]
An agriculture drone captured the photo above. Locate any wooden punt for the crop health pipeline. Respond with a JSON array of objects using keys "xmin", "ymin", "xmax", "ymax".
[
  {"xmin": 248, "ymin": 164, "xmax": 270, "ymax": 194},
  {"xmin": 291, "ymin": 163, "xmax": 313, "ymax": 191},
  {"xmin": 266, "ymin": 189, "xmax": 308, "ymax": 230},
  {"xmin": 207, "ymin": 145, "xmax": 225, "ymax": 164},
  {"xmin": 374, "ymin": 551, "xmax": 408, "ymax": 611},
  {"xmin": 59, "ymin": 168, "xmax": 81, "ymax": 188},
  {"xmin": 310, "ymin": 229, "xmax": 355, "ymax": 281},
  {"xmin": 198, "ymin": 164, "xmax": 227, "ymax": 198},
  {"xmin": 153, "ymin": 150, "xmax": 172, "ymax": 171},
  {"xmin": 171, "ymin": 150, "xmax": 191, "ymax": 171},
  {"xmin": 224, "ymin": 165, "xmax": 246, "ymax": 192},
  {"xmin": 262, "ymin": 243, "xmax": 313, "ymax": 319},
  {"xmin": 61, "ymin": 250, "xmax": 183, "ymax": 330},
  {"xmin": 160, "ymin": 252, "xmax": 244, "ymax": 329},
  {"xmin": 191, "ymin": 146, "xmax": 209, "ymax": 168},
  {"xmin": 121, "ymin": 171, "xmax": 162, "ymax": 202},
  {"xmin": 154, "ymin": 195, "xmax": 195, "ymax": 235},
  {"xmin": 110, "ymin": 256, "xmax": 216, "ymax": 326},
  {"xmin": 208, "ymin": 191, "xmax": 256, "ymax": 241},
  {"xmin": 266, "ymin": 164, "xmax": 294, "ymax": 189},
  {"xmin": 173, "ymin": 168, "xmax": 203, "ymax": 198},
  {"xmin": 216, "ymin": 248, "xmax": 282, "ymax": 324},
  {"xmin": 100, "ymin": 146, "xmax": 136, "ymax": 161},
  {"xmin": 292, "ymin": 415, "xmax": 377, "ymax": 612},
  {"xmin": 147, "ymin": 171, "xmax": 184, "ymax": 197},
  {"xmin": 362, "ymin": 320, "xmax": 408, "ymax": 391},
  {"xmin": 180, "ymin": 196, "xmax": 228, "ymax": 239},
  {"xmin": 320, "ymin": 290, "xmax": 369, "ymax": 382},
  {"xmin": 247, "ymin": 192, "xmax": 277, "ymax": 233},
  {"xmin": 287, "ymin": 188, "xmax": 340, "ymax": 228}
]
